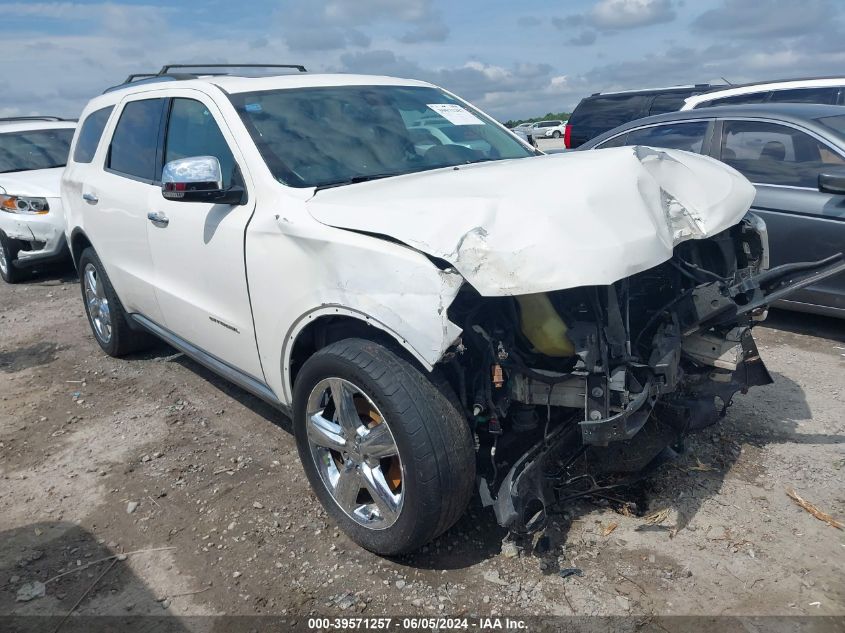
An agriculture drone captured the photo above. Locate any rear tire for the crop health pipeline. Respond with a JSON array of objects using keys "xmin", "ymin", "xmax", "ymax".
[
  {"xmin": 78, "ymin": 247, "xmax": 152, "ymax": 357},
  {"xmin": 0, "ymin": 231, "xmax": 24, "ymax": 284},
  {"xmin": 552, "ymin": 130, "xmax": 562, "ymax": 139},
  {"xmin": 293, "ymin": 338, "xmax": 476, "ymax": 555}
]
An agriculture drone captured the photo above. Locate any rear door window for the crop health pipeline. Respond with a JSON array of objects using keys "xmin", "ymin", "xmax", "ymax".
[
  {"xmin": 108, "ymin": 98, "xmax": 165, "ymax": 181},
  {"xmin": 624, "ymin": 121, "xmax": 709, "ymax": 153},
  {"xmin": 73, "ymin": 106, "xmax": 113, "ymax": 163},
  {"xmin": 700, "ymin": 92, "xmax": 769, "ymax": 108},
  {"xmin": 720, "ymin": 119, "xmax": 845, "ymax": 187},
  {"xmin": 767, "ymin": 87, "xmax": 840, "ymax": 105}
]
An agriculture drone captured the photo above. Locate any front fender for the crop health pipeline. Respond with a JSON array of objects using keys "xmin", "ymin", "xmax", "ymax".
[{"xmin": 245, "ymin": 207, "xmax": 465, "ymax": 405}]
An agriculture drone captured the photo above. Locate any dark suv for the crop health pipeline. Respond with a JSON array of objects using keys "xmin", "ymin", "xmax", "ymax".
[{"xmin": 565, "ymin": 84, "xmax": 721, "ymax": 149}]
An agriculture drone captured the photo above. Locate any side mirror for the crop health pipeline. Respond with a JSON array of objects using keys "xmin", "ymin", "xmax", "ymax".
[
  {"xmin": 161, "ymin": 156, "xmax": 245, "ymax": 205},
  {"xmin": 818, "ymin": 169, "xmax": 845, "ymax": 195}
]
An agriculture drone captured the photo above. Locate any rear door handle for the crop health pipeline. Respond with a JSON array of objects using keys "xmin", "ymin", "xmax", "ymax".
[
  {"xmin": 147, "ymin": 211, "xmax": 169, "ymax": 227},
  {"xmin": 82, "ymin": 192, "xmax": 98, "ymax": 204}
]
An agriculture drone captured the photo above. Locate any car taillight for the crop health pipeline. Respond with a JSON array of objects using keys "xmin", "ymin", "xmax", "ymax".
[{"xmin": 564, "ymin": 124, "xmax": 572, "ymax": 149}]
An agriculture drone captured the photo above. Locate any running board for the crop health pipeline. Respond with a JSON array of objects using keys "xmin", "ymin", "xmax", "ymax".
[{"xmin": 129, "ymin": 314, "xmax": 289, "ymax": 415}]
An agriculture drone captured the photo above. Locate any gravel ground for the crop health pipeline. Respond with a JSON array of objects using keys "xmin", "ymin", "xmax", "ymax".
[{"xmin": 1, "ymin": 264, "xmax": 843, "ymax": 621}]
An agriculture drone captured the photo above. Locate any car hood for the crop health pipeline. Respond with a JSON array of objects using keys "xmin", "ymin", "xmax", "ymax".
[
  {"xmin": 306, "ymin": 146, "xmax": 756, "ymax": 296},
  {"xmin": 0, "ymin": 167, "xmax": 64, "ymax": 197}
]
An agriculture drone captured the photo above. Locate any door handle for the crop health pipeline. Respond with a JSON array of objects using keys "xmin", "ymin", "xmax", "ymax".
[
  {"xmin": 147, "ymin": 211, "xmax": 169, "ymax": 227},
  {"xmin": 82, "ymin": 192, "xmax": 98, "ymax": 204}
]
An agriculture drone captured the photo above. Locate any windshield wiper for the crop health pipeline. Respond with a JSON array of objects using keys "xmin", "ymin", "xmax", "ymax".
[{"xmin": 313, "ymin": 173, "xmax": 400, "ymax": 192}]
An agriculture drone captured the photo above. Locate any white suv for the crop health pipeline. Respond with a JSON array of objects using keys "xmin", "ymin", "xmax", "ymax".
[
  {"xmin": 530, "ymin": 119, "xmax": 566, "ymax": 139},
  {"xmin": 0, "ymin": 117, "xmax": 76, "ymax": 282},
  {"xmin": 62, "ymin": 66, "xmax": 843, "ymax": 555}
]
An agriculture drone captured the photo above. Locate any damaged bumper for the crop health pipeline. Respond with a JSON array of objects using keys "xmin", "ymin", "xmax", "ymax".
[
  {"xmin": 0, "ymin": 197, "xmax": 68, "ymax": 266},
  {"xmin": 471, "ymin": 248, "xmax": 844, "ymax": 533}
]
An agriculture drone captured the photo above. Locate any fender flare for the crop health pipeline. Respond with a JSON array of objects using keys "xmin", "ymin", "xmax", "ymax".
[{"xmin": 280, "ymin": 303, "xmax": 439, "ymax": 404}]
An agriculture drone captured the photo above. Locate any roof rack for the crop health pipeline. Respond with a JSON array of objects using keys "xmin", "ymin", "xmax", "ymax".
[
  {"xmin": 104, "ymin": 64, "xmax": 308, "ymax": 94},
  {"xmin": 0, "ymin": 116, "xmax": 73, "ymax": 123},
  {"xmin": 158, "ymin": 63, "xmax": 307, "ymax": 74}
]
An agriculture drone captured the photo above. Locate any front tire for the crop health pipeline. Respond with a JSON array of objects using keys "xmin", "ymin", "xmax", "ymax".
[
  {"xmin": 78, "ymin": 247, "xmax": 152, "ymax": 357},
  {"xmin": 293, "ymin": 338, "xmax": 475, "ymax": 555},
  {"xmin": 0, "ymin": 231, "xmax": 24, "ymax": 284}
]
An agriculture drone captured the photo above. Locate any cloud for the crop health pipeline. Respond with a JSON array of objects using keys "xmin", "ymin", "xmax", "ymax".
[
  {"xmin": 692, "ymin": 0, "xmax": 836, "ymax": 39},
  {"xmin": 278, "ymin": 0, "xmax": 448, "ymax": 51},
  {"xmin": 588, "ymin": 0, "xmax": 676, "ymax": 30},
  {"xmin": 336, "ymin": 50, "xmax": 564, "ymax": 117},
  {"xmin": 1, "ymin": 1, "xmax": 170, "ymax": 33},
  {"xmin": 284, "ymin": 26, "xmax": 371, "ymax": 53},
  {"xmin": 0, "ymin": 0, "xmax": 840, "ymax": 123},
  {"xmin": 399, "ymin": 21, "xmax": 449, "ymax": 44},
  {"xmin": 568, "ymin": 30, "xmax": 598, "ymax": 46},
  {"xmin": 551, "ymin": 0, "xmax": 675, "ymax": 45}
]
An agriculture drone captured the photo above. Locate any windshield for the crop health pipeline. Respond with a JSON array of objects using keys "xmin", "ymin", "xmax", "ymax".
[
  {"xmin": 229, "ymin": 85, "xmax": 534, "ymax": 188},
  {"xmin": 0, "ymin": 128, "xmax": 74, "ymax": 173}
]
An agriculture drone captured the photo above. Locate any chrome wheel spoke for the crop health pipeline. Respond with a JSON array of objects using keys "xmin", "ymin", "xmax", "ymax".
[
  {"xmin": 361, "ymin": 463, "xmax": 400, "ymax": 522},
  {"xmin": 306, "ymin": 377, "xmax": 404, "ymax": 530},
  {"xmin": 333, "ymin": 466, "xmax": 362, "ymax": 512},
  {"xmin": 329, "ymin": 378, "xmax": 362, "ymax": 438},
  {"xmin": 306, "ymin": 412, "xmax": 347, "ymax": 452},
  {"xmin": 83, "ymin": 263, "xmax": 112, "ymax": 343},
  {"xmin": 359, "ymin": 423, "xmax": 398, "ymax": 459},
  {"xmin": 84, "ymin": 267, "xmax": 98, "ymax": 297}
]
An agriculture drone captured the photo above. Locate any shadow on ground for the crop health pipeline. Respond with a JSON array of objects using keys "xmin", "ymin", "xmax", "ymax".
[{"xmin": 0, "ymin": 521, "xmax": 189, "ymax": 632}]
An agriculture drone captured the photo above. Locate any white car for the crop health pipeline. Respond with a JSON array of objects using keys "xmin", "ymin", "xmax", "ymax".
[
  {"xmin": 0, "ymin": 117, "xmax": 76, "ymax": 283},
  {"xmin": 681, "ymin": 77, "xmax": 845, "ymax": 110},
  {"xmin": 62, "ymin": 67, "xmax": 843, "ymax": 555},
  {"xmin": 530, "ymin": 119, "xmax": 566, "ymax": 139}
]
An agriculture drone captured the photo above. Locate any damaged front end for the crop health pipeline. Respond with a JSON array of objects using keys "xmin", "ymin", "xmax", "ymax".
[{"xmin": 441, "ymin": 215, "xmax": 845, "ymax": 533}]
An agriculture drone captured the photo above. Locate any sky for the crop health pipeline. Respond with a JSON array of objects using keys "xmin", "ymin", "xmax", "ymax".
[{"xmin": 1, "ymin": 0, "xmax": 842, "ymax": 121}]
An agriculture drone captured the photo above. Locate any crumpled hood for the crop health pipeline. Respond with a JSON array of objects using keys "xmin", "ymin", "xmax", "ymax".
[
  {"xmin": 0, "ymin": 167, "xmax": 64, "ymax": 197},
  {"xmin": 306, "ymin": 146, "xmax": 756, "ymax": 296}
]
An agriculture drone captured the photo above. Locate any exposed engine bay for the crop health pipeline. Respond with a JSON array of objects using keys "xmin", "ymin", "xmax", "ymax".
[{"xmin": 439, "ymin": 215, "xmax": 845, "ymax": 533}]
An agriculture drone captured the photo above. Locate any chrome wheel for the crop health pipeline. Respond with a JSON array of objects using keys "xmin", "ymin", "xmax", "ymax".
[
  {"xmin": 305, "ymin": 378, "xmax": 404, "ymax": 529},
  {"xmin": 83, "ymin": 263, "xmax": 112, "ymax": 343},
  {"xmin": 0, "ymin": 240, "xmax": 8, "ymax": 276}
]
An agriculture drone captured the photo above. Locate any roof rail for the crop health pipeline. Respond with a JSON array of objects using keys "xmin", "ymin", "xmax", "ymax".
[
  {"xmin": 103, "ymin": 64, "xmax": 308, "ymax": 94},
  {"xmin": 124, "ymin": 73, "xmax": 159, "ymax": 83},
  {"xmin": 0, "ymin": 116, "xmax": 72, "ymax": 123},
  {"xmin": 157, "ymin": 63, "xmax": 307, "ymax": 74}
]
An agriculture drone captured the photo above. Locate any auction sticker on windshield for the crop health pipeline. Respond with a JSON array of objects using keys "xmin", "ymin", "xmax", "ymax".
[{"xmin": 427, "ymin": 103, "xmax": 484, "ymax": 125}]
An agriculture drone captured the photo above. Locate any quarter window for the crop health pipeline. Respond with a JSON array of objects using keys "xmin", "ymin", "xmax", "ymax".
[
  {"xmin": 108, "ymin": 98, "xmax": 165, "ymax": 181},
  {"xmin": 720, "ymin": 120, "xmax": 845, "ymax": 188},
  {"xmin": 701, "ymin": 92, "xmax": 769, "ymax": 107},
  {"xmin": 648, "ymin": 93, "xmax": 693, "ymax": 115},
  {"xmin": 767, "ymin": 87, "xmax": 840, "ymax": 105},
  {"xmin": 164, "ymin": 99, "xmax": 237, "ymax": 188},
  {"xmin": 73, "ymin": 106, "xmax": 113, "ymax": 163},
  {"xmin": 624, "ymin": 121, "xmax": 709, "ymax": 153}
]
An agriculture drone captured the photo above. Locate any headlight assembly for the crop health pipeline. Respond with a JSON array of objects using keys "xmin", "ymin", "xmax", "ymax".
[{"xmin": 0, "ymin": 195, "xmax": 50, "ymax": 214}]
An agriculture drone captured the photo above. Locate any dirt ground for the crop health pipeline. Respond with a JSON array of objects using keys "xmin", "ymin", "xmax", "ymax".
[{"xmin": 1, "ymin": 264, "xmax": 844, "ymax": 624}]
